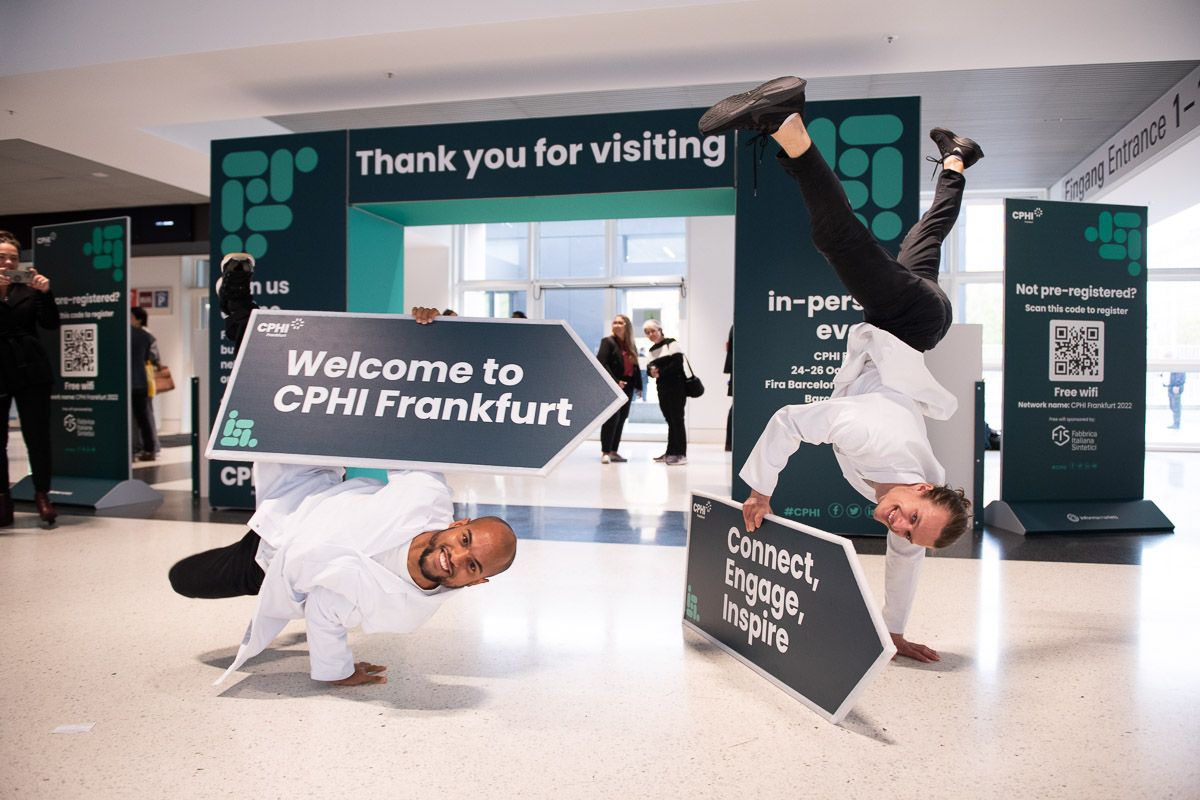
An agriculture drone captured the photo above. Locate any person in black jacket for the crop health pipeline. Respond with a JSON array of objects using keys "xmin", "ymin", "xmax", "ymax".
[
  {"xmin": 644, "ymin": 319, "xmax": 688, "ymax": 465},
  {"xmin": 0, "ymin": 231, "xmax": 61, "ymax": 525},
  {"xmin": 596, "ymin": 314, "xmax": 643, "ymax": 463},
  {"xmin": 130, "ymin": 306, "xmax": 160, "ymax": 461}
]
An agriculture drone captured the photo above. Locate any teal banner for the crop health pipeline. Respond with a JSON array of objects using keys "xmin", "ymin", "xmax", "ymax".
[
  {"xmin": 349, "ymin": 109, "xmax": 732, "ymax": 202},
  {"xmin": 209, "ymin": 131, "xmax": 348, "ymax": 508},
  {"xmin": 1000, "ymin": 199, "xmax": 1148, "ymax": 501},
  {"xmin": 731, "ymin": 98, "xmax": 920, "ymax": 535},
  {"xmin": 34, "ymin": 217, "xmax": 130, "ymax": 481}
]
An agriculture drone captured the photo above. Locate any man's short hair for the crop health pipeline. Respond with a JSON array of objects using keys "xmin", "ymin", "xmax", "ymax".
[
  {"xmin": 131, "ymin": 306, "xmax": 148, "ymax": 325},
  {"xmin": 926, "ymin": 484, "xmax": 972, "ymax": 548}
]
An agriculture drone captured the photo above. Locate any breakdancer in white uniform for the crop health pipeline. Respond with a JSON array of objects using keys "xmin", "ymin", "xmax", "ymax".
[
  {"xmin": 699, "ymin": 78, "xmax": 981, "ymax": 662},
  {"xmin": 171, "ymin": 262, "xmax": 517, "ymax": 685}
]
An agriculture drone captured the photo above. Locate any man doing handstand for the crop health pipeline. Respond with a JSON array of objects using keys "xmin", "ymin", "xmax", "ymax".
[{"xmin": 699, "ymin": 77, "xmax": 981, "ymax": 662}]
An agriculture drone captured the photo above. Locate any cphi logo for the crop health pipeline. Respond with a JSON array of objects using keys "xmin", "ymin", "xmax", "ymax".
[
  {"xmin": 255, "ymin": 318, "xmax": 306, "ymax": 338},
  {"xmin": 1011, "ymin": 207, "xmax": 1044, "ymax": 223},
  {"xmin": 219, "ymin": 146, "xmax": 319, "ymax": 261},
  {"xmin": 35, "ymin": 232, "xmax": 57, "ymax": 246},
  {"xmin": 82, "ymin": 224, "xmax": 126, "ymax": 282},
  {"xmin": 809, "ymin": 113, "xmax": 907, "ymax": 242},
  {"xmin": 219, "ymin": 410, "xmax": 258, "ymax": 448},
  {"xmin": 684, "ymin": 584, "xmax": 700, "ymax": 623},
  {"xmin": 1084, "ymin": 210, "xmax": 1143, "ymax": 276},
  {"xmin": 692, "ymin": 499, "xmax": 713, "ymax": 519}
]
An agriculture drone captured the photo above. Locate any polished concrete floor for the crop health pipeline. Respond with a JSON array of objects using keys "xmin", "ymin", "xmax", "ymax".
[{"xmin": 2, "ymin": 440, "xmax": 1199, "ymax": 798}]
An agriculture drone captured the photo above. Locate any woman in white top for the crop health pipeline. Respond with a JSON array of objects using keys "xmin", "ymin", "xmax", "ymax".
[{"xmin": 644, "ymin": 319, "xmax": 688, "ymax": 465}]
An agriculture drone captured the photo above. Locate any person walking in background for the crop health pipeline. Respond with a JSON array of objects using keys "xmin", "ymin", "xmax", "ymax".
[
  {"xmin": 130, "ymin": 306, "xmax": 161, "ymax": 460},
  {"xmin": 0, "ymin": 230, "xmax": 60, "ymax": 525},
  {"xmin": 1166, "ymin": 371, "xmax": 1186, "ymax": 429},
  {"xmin": 597, "ymin": 314, "xmax": 643, "ymax": 463},
  {"xmin": 644, "ymin": 319, "xmax": 688, "ymax": 465},
  {"xmin": 130, "ymin": 306, "xmax": 160, "ymax": 462}
]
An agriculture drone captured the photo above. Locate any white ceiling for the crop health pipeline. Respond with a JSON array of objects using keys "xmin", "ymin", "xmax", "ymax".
[{"xmin": 1, "ymin": 0, "xmax": 1198, "ymax": 216}]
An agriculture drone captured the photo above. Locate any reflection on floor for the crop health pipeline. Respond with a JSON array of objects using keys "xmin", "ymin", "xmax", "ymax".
[{"xmin": 2, "ymin": 440, "xmax": 1198, "ymax": 797}]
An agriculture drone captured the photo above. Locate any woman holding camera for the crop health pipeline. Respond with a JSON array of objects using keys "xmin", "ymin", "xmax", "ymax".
[{"xmin": 0, "ymin": 231, "xmax": 60, "ymax": 525}]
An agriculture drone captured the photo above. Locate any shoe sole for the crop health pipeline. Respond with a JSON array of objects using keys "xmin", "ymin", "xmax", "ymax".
[
  {"xmin": 930, "ymin": 127, "xmax": 984, "ymax": 163},
  {"xmin": 699, "ymin": 76, "xmax": 807, "ymax": 135}
]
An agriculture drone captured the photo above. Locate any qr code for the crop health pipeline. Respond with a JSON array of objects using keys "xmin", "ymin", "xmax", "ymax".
[
  {"xmin": 61, "ymin": 323, "xmax": 99, "ymax": 378},
  {"xmin": 1049, "ymin": 319, "xmax": 1103, "ymax": 382}
]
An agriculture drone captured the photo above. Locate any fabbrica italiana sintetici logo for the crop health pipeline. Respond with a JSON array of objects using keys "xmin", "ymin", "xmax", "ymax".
[
  {"xmin": 219, "ymin": 147, "xmax": 319, "ymax": 260},
  {"xmin": 82, "ymin": 224, "xmax": 126, "ymax": 282},
  {"xmin": 810, "ymin": 113, "xmax": 907, "ymax": 242},
  {"xmin": 1084, "ymin": 210, "xmax": 1143, "ymax": 276}
]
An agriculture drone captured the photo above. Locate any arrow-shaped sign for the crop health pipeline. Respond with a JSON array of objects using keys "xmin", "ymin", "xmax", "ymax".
[
  {"xmin": 206, "ymin": 310, "xmax": 626, "ymax": 475},
  {"xmin": 683, "ymin": 492, "xmax": 895, "ymax": 724}
]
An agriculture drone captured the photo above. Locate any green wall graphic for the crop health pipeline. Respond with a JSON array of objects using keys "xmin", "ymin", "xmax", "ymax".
[{"xmin": 218, "ymin": 145, "xmax": 320, "ymax": 260}]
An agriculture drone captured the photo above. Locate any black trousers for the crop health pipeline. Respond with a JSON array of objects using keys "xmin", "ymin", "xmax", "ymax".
[
  {"xmin": 169, "ymin": 529, "xmax": 265, "ymax": 598},
  {"xmin": 778, "ymin": 146, "xmax": 964, "ymax": 352},
  {"xmin": 600, "ymin": 383, "xmax": 635, "ymax": 453},
  {"xmin": 131, "ymin": 389, "xmax": 158, "ymax": 454},
  {"xmin": 0, "ymin": 386, "xmax": 53, "ymax": 493},
  {"xmin": 658, "ymin": 383, "xmax": 687, "ymax": 456}
]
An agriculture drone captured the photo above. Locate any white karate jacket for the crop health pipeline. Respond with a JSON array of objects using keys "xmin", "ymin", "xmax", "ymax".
[
  {"xmin": 739, "ymin": 323, "xmax": 957, "ymax": 634},
  {"xmin": 216, "ymin": 462, "xmax": 455, "ymax": 684}
]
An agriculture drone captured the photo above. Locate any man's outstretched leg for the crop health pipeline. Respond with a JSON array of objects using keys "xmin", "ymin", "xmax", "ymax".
[
  {"xmin": 169, "ymin": 529, "xmax": 265, "ymax": 598},
  {"xmin": 896, "ymin": 128, "xmax": 984, "ymax": 283}
]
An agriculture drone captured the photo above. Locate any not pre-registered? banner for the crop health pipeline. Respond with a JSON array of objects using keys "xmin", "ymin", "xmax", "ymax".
[{"xmin": 206, "ymin": 310, "xmax": 626, "ymax": 475}]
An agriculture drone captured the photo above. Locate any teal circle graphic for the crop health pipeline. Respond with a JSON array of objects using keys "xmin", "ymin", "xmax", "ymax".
[
  {"xmin": 1114, "ymin": 228, "xmax": 1127, "ymax": 244},
  {"xmin": 1084, "ymin": 227, "xmax": 1098, "ymax": 242},
  {"xmin": 838, "ymin": 148, "xmax": 869, "ymax": 178},
  {"xmin": 1128, "ymin": 262, "xmax": 1141, "ymax": 276},
  {"xmin": 103, "ymin": 240, "xmax": 113, "ymax": 254},
  {"xmin": 246, "ymin": 234, "xmax": 269, "ymax": 260},
  {"xmin": 113, "ymin": 269, "xmax": 123, "ymax": 281},
  {"xmin": 246, "ymin": 178, "xmax": 269, "ymax": 204},
  {"xmin": 221, "ymin": 234, "xmax": 244, "ymax": 254},
  {"xmin": 844, "ymin": 180, "xmax": 868, "ymax": 210},
  {"xmin": 248, "ymin": 439, "xmax": 258, "ymax": 448},
  {"xmin": 83, "ymin": 242, "xmax": 93, "ymax": 256},
  {"xmin": 295, "ymin": 147, "xmax": 318, "ymax": 173},
  {"xmin": 871, "ymin": 211, "xmax": 903, "ymax": 241}
]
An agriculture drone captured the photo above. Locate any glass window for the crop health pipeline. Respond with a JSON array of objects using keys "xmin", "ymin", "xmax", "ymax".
[
  {"xmin": 464, "ymin": 223, "xmax": 528, "ymax": 281},
  {"xmin": 960, "ymin": 283, "xmax": 1004, "ymax": 366},
  {"xmin": 543, "ymin": 288, "xmax": 606, "ymax": 351},
  {"xmin": 617, "ymin": 218, "xmax": 685, "ymax": 277},
  {"xmin": 1147, "ymin": 205, "xmax": 1200, "ymax": 270},
  {"xmin": 962, "ymin": 200, "xmax": 1004, "ymax": 272},
  {"xmin": 1147, "ymin": 281, "xmax": 1200, "ymax": 362},
  {"xmin": 538, "ymin": 220, "xmax": 605, "ymax": 279},
  {"xmin": 462, "ymin": 290, "xmax": 527, "ymax": 318}
]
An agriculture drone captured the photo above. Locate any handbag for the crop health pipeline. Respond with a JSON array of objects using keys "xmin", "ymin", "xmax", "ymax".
[
  {"xmin": 683, "ymin": 355, "xmax": 705, "ymax": 398},
  {"xmin": 154, "ymin": 365, "xmax": 175, "ymax": 393}
]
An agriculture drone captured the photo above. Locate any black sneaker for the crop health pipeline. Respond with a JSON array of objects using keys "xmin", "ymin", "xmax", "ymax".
[
  {"xmin": 929, "ymin": 128, "xmax": 984, "ymax": 169},
  {"xmin": 698, "ymin": 77, "xmax": 807, "ymax": 136}
]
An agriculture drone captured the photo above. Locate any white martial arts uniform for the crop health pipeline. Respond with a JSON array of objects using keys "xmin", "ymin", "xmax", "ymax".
[
  {"xmin": 216, "ymin": 462, "xmax": 456, "ymax": 684},
  {"xmin": 739, "ymin": 323, "xmax": 957, "ymax": 635}
]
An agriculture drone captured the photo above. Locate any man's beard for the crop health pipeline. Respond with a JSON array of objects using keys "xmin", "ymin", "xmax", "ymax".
[{"xmin": 417, "ymin": 531, "xmax": 446, "ymax": 585}]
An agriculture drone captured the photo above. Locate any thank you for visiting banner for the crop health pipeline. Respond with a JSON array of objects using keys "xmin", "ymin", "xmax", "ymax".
[
  {"xmin": 34, "ymin": 217, "xmax": 130, "ymax": 481},
  {"xmin": 683, "ymin": 493, "xmax": 894, "ymax": 724},
  {"xmin": 208, "ymin": 311, "xmax": 625, "ymax": 474},
  {"xmin": 732, "ymin": 98, "xmax": 920, "ymax": 534},
  {"xmin": 1000, "ymin": 199, "xmax": 1148, "ymax": 501}
]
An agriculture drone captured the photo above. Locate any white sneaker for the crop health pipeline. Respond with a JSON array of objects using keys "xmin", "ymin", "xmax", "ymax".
[
  {"xmin": 653, "ymin": 453, "xmax": 668, "ymax": 463},
  {"xmin": 600, "ymin": 454, "xmax": 611, "ymax": 464}
]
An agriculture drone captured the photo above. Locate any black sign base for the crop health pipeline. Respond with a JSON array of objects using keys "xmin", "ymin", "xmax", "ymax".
[
  {"xmin": 12, "ymin": 476, "xmax": 163, "ymax": 512},
  {"xmin": 984, "ymin": 498, "xmax": 1173, "ymax": 535}
]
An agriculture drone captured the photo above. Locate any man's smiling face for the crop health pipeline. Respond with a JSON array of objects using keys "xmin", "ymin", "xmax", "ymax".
[{"xmin": 872, "ymin": 483, "xmax": 949, "ymax": 548}]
